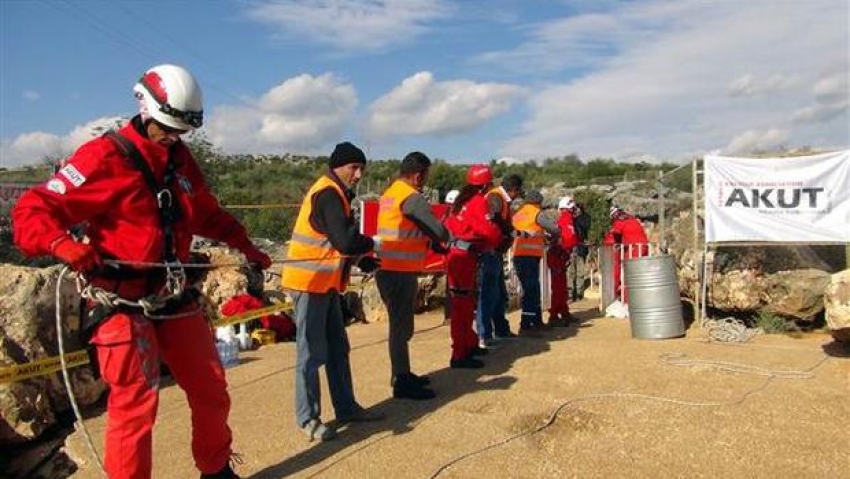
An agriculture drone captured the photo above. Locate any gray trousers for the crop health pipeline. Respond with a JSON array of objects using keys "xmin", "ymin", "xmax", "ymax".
[
  {"xmin": 290, "ymin": 290, "xmax": 360, "ymax": 427},
  {"xmin": 375, "ymin": 271, "xmax": 418, "ymax": 378}
]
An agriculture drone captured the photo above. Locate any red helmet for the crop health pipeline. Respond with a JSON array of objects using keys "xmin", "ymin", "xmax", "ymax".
[{"xmin": 466, "ymin": 164, "xmax": 493, "ymax": 186}]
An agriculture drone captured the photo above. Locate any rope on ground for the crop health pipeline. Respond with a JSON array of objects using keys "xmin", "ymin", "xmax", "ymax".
[
  {"xmin": 702, "ymin": 316, "xmax": 763, "ymax": 343},
  {"xmin": 426, "ymin": 351, "xmax": 829, "ymax": 479}
]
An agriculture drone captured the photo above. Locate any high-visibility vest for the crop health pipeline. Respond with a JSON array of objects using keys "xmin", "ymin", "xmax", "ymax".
[
  {"xmin": 512, "ymin": 203, "xmax": 545, "ymax": 257},
  {"xmin": 377, "ymin": 179, "xmax": 429, "ymax": 272},
  {"xmin": 281, "ymin": 176, "xmax": 350, "ymax": 293},
  {"xmin": 487, "ymin": 186, "xmax": 510, "ymax": 220}
]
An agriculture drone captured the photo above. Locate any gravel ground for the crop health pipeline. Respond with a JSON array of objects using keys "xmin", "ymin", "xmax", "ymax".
[{"xmin": 67, "ymin": 299, "xmax": 849, "ymax": 479}]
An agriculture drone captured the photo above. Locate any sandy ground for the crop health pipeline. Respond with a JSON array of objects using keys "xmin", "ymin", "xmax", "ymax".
[{"xmin": 67, "ymin": 299, "xmax": 849, "ymax": 479}]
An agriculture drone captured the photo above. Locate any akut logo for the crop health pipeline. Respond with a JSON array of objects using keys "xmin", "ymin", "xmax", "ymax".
[{"xmin": 722, "ymin": 184, "xmax": 825, "ymax": 210}]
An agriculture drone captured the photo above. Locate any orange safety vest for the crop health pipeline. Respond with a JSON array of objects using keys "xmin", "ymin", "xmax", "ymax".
[
  {"xmin": 377, "ymin": 179, "xmax": 429, "ymax": 272},
  {"xmin": 512, "ymin": 203, "xmax": 545, "ymax": 257},
  {"xmin": 281, "ymin": 175, "xmax": 350, "ymax": 293},
  {"xmin": 487, "ymin": 186, "xmax": 510, "ymax": 220}
]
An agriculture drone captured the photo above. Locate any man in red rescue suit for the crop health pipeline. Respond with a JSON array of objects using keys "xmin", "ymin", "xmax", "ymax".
[
  {"xmin": 376, "ymin": 152, "xmax": 449, "ymax": 399},
  {"xmin": 511, "ymin": 190, "xmax": 560, "ymax": 333},
  {"xmin": 12, "ymin": 64, "xmax": 270, "ymax": 479},
  {"xmin": 444, "ymin": 165, "xmax": 503, "ymax": 368},
  {"xmin": 281, "ymin": 142, "xmax": 384, "ymax": 443},
  {"xmin": 604, "ymin": 206, "xmax": 649, "ymax": 301},
  {"xmin": 547, "ymin": 196, "xmax": 580, "ymax": 326},
  {"xmin": 477, "ymin": 174, "xmax": 524, "ymax": 348}
]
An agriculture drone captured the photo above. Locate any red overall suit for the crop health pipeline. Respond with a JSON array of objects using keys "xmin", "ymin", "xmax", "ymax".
[
  {"xmin": 12, "ymin": 118, "xmax": 267, "ymax": 478},
  {"xmin": 443, "ymin": 193, "xmax": 501, "ymax": 361},
  {"xmin": 604, "ymin": 215, "xmax": 648, "ymax": 301},
  {"xmin": 547, "ymin": 211, "xmax": 579, "ymax": 321}
]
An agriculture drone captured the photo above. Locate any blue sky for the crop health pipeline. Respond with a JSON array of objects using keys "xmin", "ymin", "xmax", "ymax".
[{"xmin": 1, "ymin": 0, "xmax": 847, "ymax": 167}]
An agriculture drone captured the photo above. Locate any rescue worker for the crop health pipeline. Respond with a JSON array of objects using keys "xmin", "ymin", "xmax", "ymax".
[
  {"xmin": 376, "ymin": 152, "xmax": 448, "ymax": 400},
  {"xmin": 604, "ymin": 206, "xmax": 649, "ymax": 300},
  {"xmin": 547, "ymin": 196, "xmax": 580, "ymax": 326},
  {"xmin": 441, "ymin": 189, "xmax": 460, "ymax": 324},
  {"xmin": 12, "ymin": 64, "xmax": 270, "ymax": 479},
  {"xmin": 569, "ymin": 201, "xmax": 591, "ymax": 302},
  {"xmin": 511, "ymin": 190, "xmax": 560, "ymax": 332},
  {"xmin": 444, "ymin": 165, "xmax": 503, "ymax": 368},
  {"xmin": 281, "ymin": 141, "xmax": 384, "ymax": 442},
  {"xmin": 477, "ymin": 174, "xmax": 523, "ymax": 348}
]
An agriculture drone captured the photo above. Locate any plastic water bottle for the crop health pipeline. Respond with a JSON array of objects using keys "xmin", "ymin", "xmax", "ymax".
[{"xmin": 216, "ymin": 338, "xmax": 240, "ymax": 368}]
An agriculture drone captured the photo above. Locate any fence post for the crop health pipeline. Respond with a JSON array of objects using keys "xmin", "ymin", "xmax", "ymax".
[{"xmin": 658, "ymin": 170, "xmax": 665, "ymax": 252}]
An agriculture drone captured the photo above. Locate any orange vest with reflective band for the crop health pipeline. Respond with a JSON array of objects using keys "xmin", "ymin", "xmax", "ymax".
[
  {"xmin": 512, "ymin": 203, "xmax": 545, "ymax": 257},
  {"xmin": 281, "ymin": 176, "xmax": 350, "ymax": 293},
  {"xmin": 487, "ymin": 186, "xmax": 510, "ymax": 220},
  {"xmin": 377, "ymin": 179, "xmax": 429, "ymax": 272}
]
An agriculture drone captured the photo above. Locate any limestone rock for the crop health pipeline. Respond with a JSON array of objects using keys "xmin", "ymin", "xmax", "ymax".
[
  {"xmin": 0, "ymin": 265, "xmax": 105, "ymax": 445},
  {"xmin": 824, "ymin": 269, "xmax": 850, "ymax": 342}
]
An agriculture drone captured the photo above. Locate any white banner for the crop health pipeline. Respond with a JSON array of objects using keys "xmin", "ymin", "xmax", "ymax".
[{"xmin": 704, "ymin": 151, "xmax": 850, "ymax": 243}]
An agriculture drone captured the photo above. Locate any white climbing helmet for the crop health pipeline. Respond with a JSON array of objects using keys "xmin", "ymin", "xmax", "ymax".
[
  {"xmin": 445, "ymin": 189, "xmax": 460, "ymax": 204},
  {"xmin": 558, "ymin": 196, "xmax": 575, "ymax": 210},
  {"xmin": 133, "ymin": 64, "xmax": 204, "ymax": 131}
]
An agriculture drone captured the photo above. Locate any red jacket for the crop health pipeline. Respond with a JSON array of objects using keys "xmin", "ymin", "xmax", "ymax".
[
  {"xmin": 12, "ymin": 118, "xmax": 254, "ymax": 264},
  {"xmin": 444, "ymin": 193, "xmax": 502, "ymax": 253},
  {"xmin": 557, "ymin": 211, "xmax": 579, "ymax": 250},
  {"xmin": 604, "ymin": 215, "xmax": 648, "ymax": 246}
]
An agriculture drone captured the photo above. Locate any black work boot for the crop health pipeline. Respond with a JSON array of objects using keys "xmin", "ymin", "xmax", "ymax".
[
  {"xmin": 200, "ymin": 462, "xmax": 240, "ymax": 479},
  {"xmin": 393, "ymin": 373, "xmax": 436, "ymax": 400}
]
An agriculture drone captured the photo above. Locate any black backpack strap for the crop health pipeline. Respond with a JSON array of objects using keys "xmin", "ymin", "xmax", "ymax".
[{"xmin": 103, "ymin": 130, "xmax": 180, "ymax": 262}]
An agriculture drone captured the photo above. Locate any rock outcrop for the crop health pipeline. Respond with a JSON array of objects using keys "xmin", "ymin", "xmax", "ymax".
[{"xmin": 824, "ymin": 269, "xmax": 850, "ymax": 342}]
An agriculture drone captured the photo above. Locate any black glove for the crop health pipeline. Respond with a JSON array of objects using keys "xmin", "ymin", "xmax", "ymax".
[
  {"xmin": 431, "ymin": 241, "xmax": 450, "ymax": 255},
  {"xmin": 357, "ymin": 255, "xmax": 381, "ymax": 273}
]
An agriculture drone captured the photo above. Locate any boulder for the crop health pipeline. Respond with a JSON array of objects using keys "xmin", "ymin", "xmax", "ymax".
[
  {"xmin": 0, "ymin": 265, "xmax": 105, "ymax": 445},
  {"xmin": 824, "ymin": 269, "xmax": 850, "ymax": 342}
]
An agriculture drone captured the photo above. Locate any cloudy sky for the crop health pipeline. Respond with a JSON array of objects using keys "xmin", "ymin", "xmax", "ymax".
[{"xmin": 1, "ymin": 0, "xmax": 847, "ymax": 167}]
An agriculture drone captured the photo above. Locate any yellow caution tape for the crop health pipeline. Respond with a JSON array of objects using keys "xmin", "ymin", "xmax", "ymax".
[
  {"xmin": 211, "ymin": 302, "xmax": 293, "ymax": 328},
  {"xmin": 0, "ymin": 303, "xmax": 294, "ymax": 384},
  {"xmin": 0, "ymin": 350, "xmax": 91, "ymax": 384}
]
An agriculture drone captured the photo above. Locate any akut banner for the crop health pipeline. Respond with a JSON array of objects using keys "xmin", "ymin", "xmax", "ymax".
[{"xmin": 704, "ymin": 150, "xmax": 850, "ymax": 243}]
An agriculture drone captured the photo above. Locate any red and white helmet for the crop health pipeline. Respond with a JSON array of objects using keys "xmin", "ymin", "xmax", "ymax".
[
  {"xmin": 558, "ymin": 196, "xmax": 575, "ymax": 210},
  {"xmin": 609, "ymin": 205, "xmax": 623, "ymax": 218},
  {"xmin": 133, "ymin": 64, "xmax": 203, "ymax": 130},
  {"xmin": 466, "ymin": 164, "xmax": 493, "ymax": 186}
]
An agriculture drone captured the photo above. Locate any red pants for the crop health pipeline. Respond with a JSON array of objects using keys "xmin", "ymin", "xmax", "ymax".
[
  {"xmin": 612, "ymin": 244, "xmax": 648, "ymax": 302},
  {"xmin": 548, "ymin": 266, "xmax": 569, "ymax": 317},
  {"xmin": 91, "ymin": 310, "xmax": 232, "ymax": 478},
  {"xmin": 447, "ymin": 248, "xmax": 479, "ymax": 361}
]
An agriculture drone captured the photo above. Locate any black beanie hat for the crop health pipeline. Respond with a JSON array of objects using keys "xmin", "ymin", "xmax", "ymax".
[{"xmin": 329, "ymin": 141, "xmax": 367, "ymax": 169}]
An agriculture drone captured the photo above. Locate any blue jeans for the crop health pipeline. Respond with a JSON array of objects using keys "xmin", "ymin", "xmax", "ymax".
[
  {"xmin": 513, "ymin": 255, "xmax": 542, "ymax": 328},
  {"xmin": 291, "ymin": 290, "xmax": 360, "ymax": 427},
  {"xmin": 476, "ymin": 252, "xmax": 511, "ymax": 340}
]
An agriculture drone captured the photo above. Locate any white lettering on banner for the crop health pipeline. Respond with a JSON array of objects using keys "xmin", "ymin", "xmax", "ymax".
[
  {"xmin": 59, "ymin": 164, "xmax": 86, "ymax": 187},
  {"xmin": 704, "ymin": 151, "xmax": 850, "ymax": 243}
]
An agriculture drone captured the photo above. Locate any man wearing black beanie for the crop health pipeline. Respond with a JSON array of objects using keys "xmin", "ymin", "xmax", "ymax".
[{"xmin": 281, "ymin": 141, "xmax": 383, "ymax": 442}]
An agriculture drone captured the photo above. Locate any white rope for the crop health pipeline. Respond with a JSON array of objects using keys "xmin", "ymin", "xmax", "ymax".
[
  {"xmin": 56, "ymin": 267, "xmax": 107, "ymax": 477},
  {"xmin": 702, "ymin": 317, "xmax": 763, "ymax": 343},
  {"xmin": 427, "ymin": 351, "xmax": 828, "ymax": 479}
]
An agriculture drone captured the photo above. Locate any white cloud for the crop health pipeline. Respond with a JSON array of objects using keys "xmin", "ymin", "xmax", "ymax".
[
  {"xmin": 494, "ymin": 1, "xmax": 849, "ymax": 162},
  {"xmin": 206, "ymin": 73, "xmax": 357, "ymax": 154},
  {"xmin": 723, "ymin": 129, "xmax": 788, "ymax": 155},
  {"xmin": 244, "ymin": 0, "xmax": 451, "ymax": 53},
  {"xmin": 366, "ymin": 71, "xmax": 524, "ymax": 139},
  {"xmin": 0, "ymin": 117, "xmax": 124, "ymax": 167},
  {"xmin": 22, "ymin": 90, "xmax": 41, "ymax": 101},
  {"xmin": 727, "ymin": 73, "xmax": 799, "ymax": 97}
]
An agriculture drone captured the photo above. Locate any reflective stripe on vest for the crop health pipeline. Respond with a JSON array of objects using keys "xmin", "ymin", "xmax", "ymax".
[
  {"xmin": 377, "ymin": 179, "xmax": 429, "ymax": 272},
  {"xmin": 281, "ymin": 176, "xmax": 350, "ymax": 293},
  {"xmin": 512, "ymin": 203, "xmax": 545, "ymax": 257}
]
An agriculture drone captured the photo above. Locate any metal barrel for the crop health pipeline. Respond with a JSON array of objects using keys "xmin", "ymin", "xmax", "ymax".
[{"xmin": 623, "ymin": 254, "xmax": 684, "ymax": 339}]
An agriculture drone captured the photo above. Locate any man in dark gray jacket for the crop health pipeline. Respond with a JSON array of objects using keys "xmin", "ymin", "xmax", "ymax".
[{"xmin": 376, "ymin": 152, "xmax": 449, "ymax": 400}]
